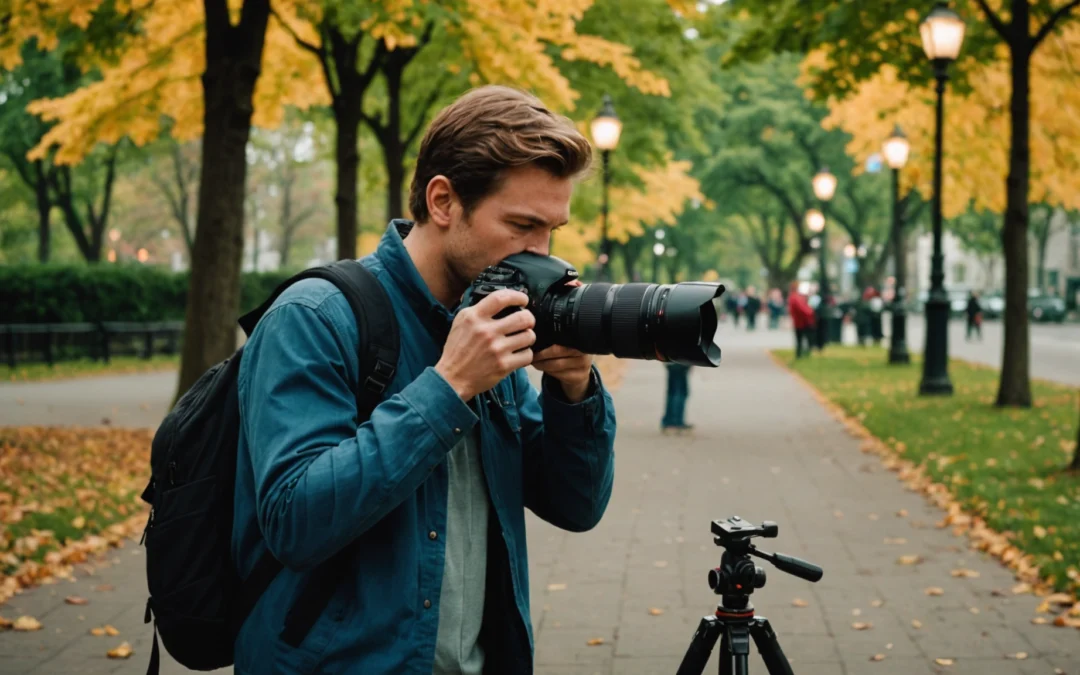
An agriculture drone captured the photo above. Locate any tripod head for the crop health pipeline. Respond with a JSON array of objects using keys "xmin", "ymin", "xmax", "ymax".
[{"xmin": 707, "ymin": 516, "xmax": 822, "ymax": 609}]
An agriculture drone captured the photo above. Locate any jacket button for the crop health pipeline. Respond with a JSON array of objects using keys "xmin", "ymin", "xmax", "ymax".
[
  {"xmin": 453, "ymin": 427, "xmax": 461, "ymax": 434},
  {"xmin": 428, "ymin": 530, "xmax": 438, "ymax": 540},
  {"xmin": 423, "ymin": 599, "xmax": 432, "ymax": 609}
]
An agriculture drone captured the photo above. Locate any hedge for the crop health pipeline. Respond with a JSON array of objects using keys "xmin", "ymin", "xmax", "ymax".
[{"xmin": 0, "ymin": 264, "xmax": 294, "ymax": 323}]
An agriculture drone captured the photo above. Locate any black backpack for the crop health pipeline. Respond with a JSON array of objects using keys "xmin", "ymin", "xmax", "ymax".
[{"xmin": 139, "ymin": 260, "xmax": 400, "ymax": 674}]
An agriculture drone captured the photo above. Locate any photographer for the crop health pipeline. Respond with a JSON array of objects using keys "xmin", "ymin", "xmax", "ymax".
[{"xmin": 232, "ymin": 86, "xmax": 617, "ymax": 674}]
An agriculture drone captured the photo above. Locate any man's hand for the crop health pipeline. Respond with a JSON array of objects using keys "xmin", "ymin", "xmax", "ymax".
[
  {"xmin": 532, "ymin": 345, "xmax": 593, "ymax": 403},
  {"xmin": 435, "ymin": 290, "xmax": 536, "ymax": 400}
]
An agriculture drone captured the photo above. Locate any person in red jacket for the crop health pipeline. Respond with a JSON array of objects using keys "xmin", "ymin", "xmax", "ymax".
[{"xmin": 788, "ymin": 281, "xmax": 816, "ymax": 358}]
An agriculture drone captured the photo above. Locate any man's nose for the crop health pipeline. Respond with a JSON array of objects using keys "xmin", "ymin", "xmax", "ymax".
[{"xmin": 525, "ymin": 232, "xmax": 551, "ymax": 256}]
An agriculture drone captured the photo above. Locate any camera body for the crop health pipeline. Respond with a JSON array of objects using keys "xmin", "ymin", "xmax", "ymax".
[{"xmin": 468, "ymin": 252, "xmax": 580, "ymax": 352}]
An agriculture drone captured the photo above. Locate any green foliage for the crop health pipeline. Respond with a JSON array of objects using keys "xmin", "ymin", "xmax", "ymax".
[
  {"xmin": 781, "ymin": 346, "xmax": 1080, "ymax": 594},
  {"xmin": 0, "ymin": 264, "xmax": 291, "ymax": 323}
]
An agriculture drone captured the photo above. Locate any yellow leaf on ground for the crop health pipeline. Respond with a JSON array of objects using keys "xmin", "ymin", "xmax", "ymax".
[
  {"xmin": 911, "ymin": 619, "xmax": 923, "ymax": 628},
  {"xmin": 1033, "ymin": 525, "xmax": 1048, "ymax": 539},
  {"xmin": 13, "ymin": 616, "xmax": 42, "ymax": 631},
  {"xmin": 586, "ymin": 637, "xmax": 604, "ymax": 646},
  {"xmin": 71, "ymin": 516, "xmax": 86, "ymax": 529},
  {"xmin": 106, "ymin": 642, "xmax": 133, "ymax": 659},
  {"xmin": 90, "ymin": 627, "xmax": 106, "ymax": 636},
  {"xmin": 935, "ymin": 658, "xmax": 955, "ymax": 666},
  {"xmin": 546, "ymin": 583, "xmax": 567, "ymax": 592},
  {"xmin": 648, "ymin": 608, "xmax": 664, "ymax": 616},
  {"xmin": 851, "ymin": 622, "xmax": 873, "ymax": 630},
  {"xmin": 950, "ymin": 569, "xmax": 980, "ymax": 578},
  {"xmin": 870, "ymin": 654, "xmax": 885, "ymax": 661},
  {"xmin": 0, "ymin": 617, "xmax": 12, "ymax": 630},
  {"xmin": 898, "ymin": 554, "xmax": 923, "ymax": 565},
  {"xmin": 1012, "ymin": 582, "xmax": 1032, "ymax": 594},
  {"xmin": 792, "ymin": 598, "xmax": 809, "ymax": 608},
  {"xmin": 896, "ymin": 509, "xmax": 908, "ymax": 517},
  {"xmin": 925, "ymin": 587, "xmax": 945, "ymax": 596},
  {"xmin": 1008, "ymin": 652, "xmax": 1028, "ymax": 660},
  {"xmin": 64, "ymin": 596, "xmax": 88, "ymax": 605}
]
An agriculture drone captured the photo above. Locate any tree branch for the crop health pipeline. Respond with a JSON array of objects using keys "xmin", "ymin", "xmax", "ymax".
[
  {"xmin": 404, "ymin": 72, "xmax": 452, "ymax": 149},
  {"xmin": 1033, "ymin": 0, "xmax": 1080, "ymax": 46},
  {"xmin": 270, "ymin": 6, "xmax": 322, "ymax": 56},
  {"xmin": 974, "ymin": 0, "xmax": 1011, "ymax": 41}
]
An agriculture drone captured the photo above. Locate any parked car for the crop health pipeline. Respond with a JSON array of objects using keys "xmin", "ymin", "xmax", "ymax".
[
  {"xmin": 982, "ymin": 292, "xmax": 1005, "ymax": 319},
  {"xmin": 1029, "ymin": 294, "xmax": 1066, "ymax": 323}
]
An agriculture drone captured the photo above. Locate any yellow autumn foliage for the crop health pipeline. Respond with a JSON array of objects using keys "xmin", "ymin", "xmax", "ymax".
[
  {"xmin": 815, "ymin": 23, "xmax": 1080, "ymax": 218},
  {"xmin": 12, "ymin": 0, "xmax": 672, "ymax": 164},
  {"xmin": 554, "ymin": 155, "xmax": 703, "ymax": 270}
]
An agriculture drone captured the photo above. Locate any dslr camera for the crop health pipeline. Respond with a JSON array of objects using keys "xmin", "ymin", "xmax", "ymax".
[{"xmin": 468, "ymin": 252, "xmax": 725, "ymax": 367}]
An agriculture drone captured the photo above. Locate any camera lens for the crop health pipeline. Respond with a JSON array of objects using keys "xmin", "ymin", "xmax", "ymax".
[{"xmin": 545, "ymin": 282, "xmax": 724, "ymax": 367}]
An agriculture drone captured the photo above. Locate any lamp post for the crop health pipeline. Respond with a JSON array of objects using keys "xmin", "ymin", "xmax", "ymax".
[
  {"xmin": 591, "ymin": 94, "xmax": 622, "ymax": 281},
  {"xmin": 883, "ymin": 124, "xmax": 912, "ymax": 365},
  {"xmin": 918, "ymin": 2, "xmax": 965, "ymax": 395},
  {"xmin": 805, "ymin": 208, "xmax": 827, "ymax": 347},
  {"xmin": 811, "ymin": 166, "xmax": 838, "ymax": 348}
]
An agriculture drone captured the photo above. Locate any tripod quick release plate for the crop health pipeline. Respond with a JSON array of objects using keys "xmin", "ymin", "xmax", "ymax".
[{"xmin": 712, "ymin": 516, "xmax": 778, "ymax": 543}]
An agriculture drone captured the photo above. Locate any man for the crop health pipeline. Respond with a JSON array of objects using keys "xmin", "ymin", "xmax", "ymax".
[
  {"xmin": 661, "ymin": 363, "xmax": 692, "ymax": 434},
  {"xmin": 966, "ymin": 290, "xmax": 983, "ymax": 341},
  {"xmin": 232, "ymin": 86, "xmax": 617, "ymax": 674},
  {"xmin": 788, "ymin": 281, "xmax": 815, "ymax": 358},
  {"xmin": 743, "ymin": 286, "xmax": 762, "ymax": 331}
]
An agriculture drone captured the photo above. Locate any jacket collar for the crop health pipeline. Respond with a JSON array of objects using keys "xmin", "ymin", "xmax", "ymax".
[{"xmin": 375, "ymin": 219, "xmax": 457, "ymax": 339}]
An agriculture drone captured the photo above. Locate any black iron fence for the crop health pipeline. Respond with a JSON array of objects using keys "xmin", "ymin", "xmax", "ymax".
[{"xmin": 2, "ymin": 321, "xmax": 184, "ymax": 368}]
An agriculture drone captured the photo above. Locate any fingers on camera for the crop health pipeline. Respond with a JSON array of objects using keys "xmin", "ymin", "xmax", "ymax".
[{"xmin": 477, "ymin": 288, "xmax": 529, "ymax": 316}]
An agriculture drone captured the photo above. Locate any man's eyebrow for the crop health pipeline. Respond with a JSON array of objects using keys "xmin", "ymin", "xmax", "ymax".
[{"xmin": 506, "ymin": 211, "xmax": 569, "ymax": 227}]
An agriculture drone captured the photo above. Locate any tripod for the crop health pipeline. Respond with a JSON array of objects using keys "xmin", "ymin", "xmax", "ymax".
[{"xmin": 676, "ymin": 517, "xmax": 823, "ymax": 675}]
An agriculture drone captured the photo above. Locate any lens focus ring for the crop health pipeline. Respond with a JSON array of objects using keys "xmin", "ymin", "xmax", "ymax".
[{"xmin": 610, "ymin": 284, "xmax": 650, "ymax": 359}]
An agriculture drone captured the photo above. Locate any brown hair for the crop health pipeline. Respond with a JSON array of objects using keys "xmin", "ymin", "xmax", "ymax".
[{"xmin": 408, "ymin": 85, "xmax": 593, "ymax": 223}]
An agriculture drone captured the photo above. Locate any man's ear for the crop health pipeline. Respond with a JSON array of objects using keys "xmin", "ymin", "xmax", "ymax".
[{"xmin": 425, "ymin": 175, "xmax": 457, "ymax": 229}]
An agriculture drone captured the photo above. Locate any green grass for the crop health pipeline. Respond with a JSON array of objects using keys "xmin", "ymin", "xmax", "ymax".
[
  {"xmin": 4, "ymin": 354, "xmax": 179, "ymax": 383},
  {"xmin": 775, "ymin": 346, "xmax": 1080, "ymax": 593}
]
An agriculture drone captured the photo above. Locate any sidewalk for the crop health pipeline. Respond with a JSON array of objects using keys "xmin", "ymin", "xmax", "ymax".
[{"xmin": 1, "ymin": 338, "xmax": 1076, "ymax": 674}]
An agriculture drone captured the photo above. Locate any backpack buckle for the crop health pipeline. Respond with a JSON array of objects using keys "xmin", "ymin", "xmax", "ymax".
[{"xmin": 363, "ymin": 359, "xmax": 395, "ymax": 395}]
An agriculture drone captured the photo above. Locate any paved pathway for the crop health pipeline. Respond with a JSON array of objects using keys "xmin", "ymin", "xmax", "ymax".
[{"xmin": 0, "ymin": 333, "xmax": 1076, "ymax": 674}]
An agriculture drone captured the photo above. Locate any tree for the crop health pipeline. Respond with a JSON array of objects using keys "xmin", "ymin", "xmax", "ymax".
[
  {"xmin": 145, "ymin": 137, "xmax": 200, "ymax": 257},
  {"xmin": 726, "ymin": 0, "xmax": 1080, "ymax": 408}
]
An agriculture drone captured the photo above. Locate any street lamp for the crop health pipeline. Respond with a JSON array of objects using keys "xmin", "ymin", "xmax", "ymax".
[
  {"xmin": 653, "ymin": 229, "xmax": 665, "ymax": 281},
  {"xmin": 918, "ymin": 2, "xmax": 965, "ymax": 395},
  {"xmin": 810, "ymin": 166, "xmax": 837, "ymax": 348},
  {"xmin": 591, "ymin": 94, "xmax": 622, "ymax": 281},
  {"xmin": 883, "ymin": 124, "xmax": 912, "ymax": 365}
]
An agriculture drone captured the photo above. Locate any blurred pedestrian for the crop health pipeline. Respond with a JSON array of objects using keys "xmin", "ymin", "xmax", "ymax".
[
  {"xmin": 726, "ymin": 294, "xmax": 740, "ymax": 326},
  {"xmin": 744, "ymin": 286, "xmax": 762, "ymax": 331},
  {"xmin": 661, "ymin": 363, "xmax": 693, "ymax": 434},
  {"xmin": 767, "ymin": 288, "xmax": 784, "ymax": 330},
  {"xmin": 966, "ymin": 290, "xmax": 983, "ymax": 341},
  {"xmin": 788, "ymin": 281, "xmax": 815, "ymax": 358}
]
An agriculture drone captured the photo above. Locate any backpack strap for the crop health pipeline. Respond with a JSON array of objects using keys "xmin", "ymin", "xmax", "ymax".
[{"xmin": 235, "ymin": 260, "xmax": 400, "ymax": 648}]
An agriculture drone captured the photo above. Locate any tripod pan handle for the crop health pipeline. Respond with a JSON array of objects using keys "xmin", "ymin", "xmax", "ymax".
[{"xmin": 772, "ymin": 553, "xmax": 823, "ymax": 582}]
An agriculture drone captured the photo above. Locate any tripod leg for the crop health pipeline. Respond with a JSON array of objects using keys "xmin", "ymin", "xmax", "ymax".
[
  {"xmin": 718, "ymin": 632, "xmax": 731, "ymax": 675},
  {"xmin": 676, "ymin": 616, "xmax": 723, "ymax": 675},
  {"xmin": 749, "ymin": 617, "xmax": 795, "ymax": 675},
  {"xmin": 726, "ymin": 623, "xmax": 753, "ymax": 675}
]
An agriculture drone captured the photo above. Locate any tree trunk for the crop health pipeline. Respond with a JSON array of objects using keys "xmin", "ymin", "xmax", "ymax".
[
  {"xmin": 996, "ymin": 28, "xmax": 1032, "ymax": 408},
  {"xmin": 383, "ymin": 58, "xmax": 406, "ymax": 221},
  {"xmin": 334, "ymin": 104, "xmax": 361, "ymax": 260},
  {"xmin": 175, "ymin": 0, "xmax": 270, "ymax": 401},
  {"xmin": 34, "ymin": 164, "xmax": 51, "ymax": 263}
]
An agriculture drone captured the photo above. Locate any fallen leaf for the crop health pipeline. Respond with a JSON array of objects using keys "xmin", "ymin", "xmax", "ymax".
[
  {"xmin": 1033, "ymin": 525, "xmax": 1048, "ymax": 539},
  {"xmin": 969, "ymin": 607, "xmax": 980, "ymax": 615},
  {"xmin": 950, "ymin": 569, "xmax": 980, "ymax": 578},
  {"xmin": 13, "ymin": 616, "xmax": 42, "ymax": 631},
  {"xmin": 898, "ymin": 554, "xmax": 923, "ymax": 565},
  {"xmin": 852, "ymin": 608, "xmax": 862, "ymax": 616},
  {"xmin": 896, "ymin": 509, "xmax": 908, "ymax": 517},
  {"xmin": 106, "ymin": 642, "xmax": 133, "ymax": 659},
  {"xmin": 546, "ymin": 583, "xmax": 567, "ymax": 592},
  {"xmin": 90, "ymin": 627, "xmax": 106, "ymax": 636},
  {"xmin": 851, "ymin": 622, "xmax": 873, "ymax": 630},
  {"xmin": 935, "ymin": 658, "xmax": 955, "ymax": 666},
  {"xmin": 1031, "ymin": 617, "xmax": 1049, "ymax": 625},
  {"xmin": 1007, "ymin": 652, "xmax": 1028, "ymax": 660},
  {"xmin": 870, "ymin": 654, "xmax": 885, "ymax": 661},
  {"xmin": 0, "ymin": 617, "xmax": 12, "ymax": 630},
  {"xmin": 71, "ymin": 516, "xmax": 86, "ymax": 529},
  {"xmin": 791, "ymin": 598, "xmax": 809, "ymax": 608},
  {"xmin": 1044, "ymin": 593, "xmax": 1074, "ymax": 606},
  {"xmin": 104, "ymin": 625, "xmax": 119, "ymax": 636},
  {"xmin": 94, "ymin": 584, "xmax": 115, "ymax": 592},
  {"xmin": 586, "ymin": 637, "xmax": 604, "ymax": 646},
  {"xmin": 911, "ymin": 619, "xmax": 923, "ymax": 629},
  {"xmin": 925, "ymin": 587, "xmax": 945, "ymax": 596},
  {"xmin": 1052, "ymin": 615, "xmax": 1080, "ymax": 628},
  {"xmin": 648, "ymin": 608, "xmax": 664, "ymax": 616},
  {"xmin": 64, "ymin": 596, "xmax": 88, "ymax": 605},
  {"xmin": 871, "ymin": 599, "xmax": 884, "ymax": 608},
  {"xmin": 1012, "ymin": 582, "xmax": 1032, "ymax": 594}
]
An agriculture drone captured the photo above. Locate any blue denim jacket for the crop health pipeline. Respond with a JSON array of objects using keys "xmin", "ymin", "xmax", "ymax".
[{"xmin": 232, "ymin": 221, "xmax": 617, "ymax": 674}]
